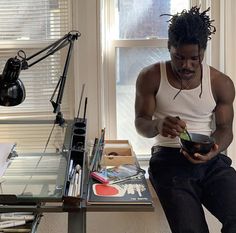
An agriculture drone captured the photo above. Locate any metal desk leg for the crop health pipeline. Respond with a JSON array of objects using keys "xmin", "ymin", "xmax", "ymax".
[{"xmin": 68, "ymin": 209, "xmax": 86, "ymax": 233}]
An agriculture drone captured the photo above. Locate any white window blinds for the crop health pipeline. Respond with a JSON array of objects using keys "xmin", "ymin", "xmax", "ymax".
[
  {"xmin": 0, "ymin": 0, "xmax": 69, "ymax": 40},
  {"xmin": 0, "ymin": 0, "xmax": 72, "ymax": 118},
  {"xmin": 0, "ymin": 0, "xmax": 73, "ymax": 153}
]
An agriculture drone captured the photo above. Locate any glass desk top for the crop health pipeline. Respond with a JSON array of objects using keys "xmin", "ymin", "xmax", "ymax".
[
  {"xmin": 0, "ymin": 119, "xmax": 76, "ymax": 204},
  {"xmin": 0, "ymin": 153, "xmax": 68, "ymax": 203}
]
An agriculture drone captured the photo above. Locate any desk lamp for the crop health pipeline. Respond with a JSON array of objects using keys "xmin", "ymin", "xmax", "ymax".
[{"xmin": 0, "ymin": 31, "xmax": 81, "ymax": 126}]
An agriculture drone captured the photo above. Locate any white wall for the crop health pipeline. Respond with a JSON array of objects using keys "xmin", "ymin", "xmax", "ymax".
[
  {"xmin": 72, "ymin": 0, "xmax": 101, "ymax": 139},
  {"xmin": 223, "ymin": 0, "xmax": 236, "ymax": 166}
]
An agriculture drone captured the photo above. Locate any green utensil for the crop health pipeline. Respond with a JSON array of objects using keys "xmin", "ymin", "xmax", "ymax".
[
  {"xmin": 180, "ymin": 129, "xmax": 192, "ymax": 141},
  {"xmin": 176, "ymin": 116, "xmax": 192, "ymax": 141}
]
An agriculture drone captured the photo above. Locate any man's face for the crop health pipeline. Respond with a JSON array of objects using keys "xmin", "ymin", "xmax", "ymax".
[{"xmin": 169, "ymin": 44, "xmax": 205, "ymax": 80}]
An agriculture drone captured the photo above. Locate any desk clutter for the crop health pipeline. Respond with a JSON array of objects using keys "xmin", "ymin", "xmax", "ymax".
[
  {"xmin": 87, "ymin": 132, "xmax": 153, "ymax": 206},
  {"xmin": 0, "ymin": 118, "xmax": 88, "ymax": 232},
  {"xmin": 0, "ymin": 119, "xmax": 153, "ymax": 233},
  {"xmin": 64, "ymin": 118, "xmax": 87, "ymax": 203},
  {"xmin": 89, "ymin": 130, "xmax": 136, "ymax": 171}
]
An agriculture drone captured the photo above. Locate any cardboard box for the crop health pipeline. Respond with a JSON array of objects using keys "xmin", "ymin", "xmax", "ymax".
[{"xmin": 101, "ymin": 140, "xmax": 136, "ymax": 166}]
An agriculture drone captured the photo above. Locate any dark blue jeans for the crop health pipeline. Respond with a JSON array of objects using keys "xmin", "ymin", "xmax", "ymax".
[{"xmin": 149, "ymin": 146, "xmax": 236, "ymax": 233}]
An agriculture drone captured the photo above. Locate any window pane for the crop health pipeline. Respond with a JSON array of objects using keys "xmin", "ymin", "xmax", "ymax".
[
  {"xmin": 115, "ymin": 0, "xmax": 190, "ymax": 39},
  {"xmin": 0, "ymin": 0, "xmax": 71, "ymax": 121},
  {"xmin": 0, "ymin": 0, "xmax": 69, "ymax": 40},
  {"xmin": 116, "ymin": 48, "xmax": 169, "ymax": 155}
]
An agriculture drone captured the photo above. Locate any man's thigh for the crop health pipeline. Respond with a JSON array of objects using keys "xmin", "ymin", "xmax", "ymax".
[
  {"xmin": 149, "ymin": 172, "xmax": 209, "ymax": 233},
  {"xmin": 202, "ymin": 155, "xmax": 236, "ymax": 232}
]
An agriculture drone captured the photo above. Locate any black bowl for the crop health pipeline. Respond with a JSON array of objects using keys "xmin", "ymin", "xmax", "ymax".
[{"xmin": 180, "ymin": 133, "xmax": 215, "ymax": 155}]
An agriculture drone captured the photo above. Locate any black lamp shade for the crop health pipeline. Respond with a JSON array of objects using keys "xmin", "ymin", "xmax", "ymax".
[
  {"xmin": 0, "ymin": 79, "xmax": 26, "ymax": 106},
  {"xmin": 0, "ymin": 57, "xmax": 26, "ymax": 106}
]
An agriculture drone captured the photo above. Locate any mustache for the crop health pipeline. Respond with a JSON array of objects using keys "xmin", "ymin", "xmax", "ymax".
[{"xmin": 178, "ymin": 69, "xmax": 194, "ymax": 74}]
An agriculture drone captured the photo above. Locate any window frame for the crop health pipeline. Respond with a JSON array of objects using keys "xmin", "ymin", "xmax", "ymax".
[
  {"xmin": 0, "ymin": 0, "xmax": 75, "ymax": 152},
  {"xmin": 0, "ymin": 0, "xmax": 74, "ymax": 121},
  {"xmin": 100, "ymin": 0, "xmax": 214, "ymax": 157}
]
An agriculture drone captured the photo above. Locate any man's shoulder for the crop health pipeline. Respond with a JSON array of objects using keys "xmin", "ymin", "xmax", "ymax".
[
  {"xmin": 136, "ymin": 62, "xmax": 163, "ymax": 91},
  {"xmin": 209, "ymin": 66, "xmax": 235, "ymax": 101},
  {"xmin": 209, "ymin": 65, "xmax": 230, "ymax": 80},
  {"xmin": 138, "ymin": 61, "xmax": 165, "ymax": 80},
  {"xmin": 141, "ymin": 62, "xmax": 161, "ymax": 73}
]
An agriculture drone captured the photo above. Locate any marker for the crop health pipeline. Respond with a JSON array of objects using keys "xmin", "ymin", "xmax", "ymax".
[
  {"xmin": 0, "ymin": 215, "xmax": 34, "ymax": 221},
  {"xmin": 73, "ymin": 173, "xmax": 79, "ymax": 196},
  {"xmin": 0, "ymin": 220, "xmax": 26, "ymax": 229},
  {"xmin": 0, "ymin": 229, "xmax": 30, "ymax": 233},
  {"xmin": 68, "ymin": 171, "xmax": 76, "ymax": 196},
  {"xmin": 77, "ymin": 169, "xmax": 82, "ymax": 196}
]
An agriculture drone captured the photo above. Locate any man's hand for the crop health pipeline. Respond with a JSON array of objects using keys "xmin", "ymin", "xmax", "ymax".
[
  {"xmin": 180, "ymin": 143, "xmax": 219, "ymax": 164},
  {"xmin": 159, "ymin": 116, "xmax": 186, "ymax": 138}
]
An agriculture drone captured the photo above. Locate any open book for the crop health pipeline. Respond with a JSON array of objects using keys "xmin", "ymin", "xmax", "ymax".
[{"xmin": 90, "ymin": 164, "xmax": 144, "ymax": 184}]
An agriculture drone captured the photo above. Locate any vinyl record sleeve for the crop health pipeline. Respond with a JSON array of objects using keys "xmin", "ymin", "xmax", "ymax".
[{"xmin": 87, "ymin": 172, "xmax": 153, "ymax": 205}]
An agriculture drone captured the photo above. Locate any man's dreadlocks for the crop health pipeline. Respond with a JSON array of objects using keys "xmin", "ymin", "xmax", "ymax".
[
  {"xmin": 162, "ymin": 6, "xmax": 216, "ymax": 99},
  {"xmin": 164, "ymin": 6, "xmax": 216, "ymax": 49}
]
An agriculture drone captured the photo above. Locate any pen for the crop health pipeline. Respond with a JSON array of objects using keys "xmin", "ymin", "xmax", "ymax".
[
  {"xmin": 68, "ymin": 159, "xmax": 74, "ymax": 180},
  {"xmin": 68, "ymin": 171, "xmax": 76, "ymax": 196}
]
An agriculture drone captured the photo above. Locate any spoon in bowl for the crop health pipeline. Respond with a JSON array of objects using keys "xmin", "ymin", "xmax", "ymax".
[{"xmin": 176, "ymin": 116, "xmax": 192, "ymax": 141}]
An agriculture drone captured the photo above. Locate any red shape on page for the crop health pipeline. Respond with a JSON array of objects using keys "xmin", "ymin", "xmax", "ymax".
[{"xmin": 94, "ymin": 184, "xmax": 119, "ymax": 196}]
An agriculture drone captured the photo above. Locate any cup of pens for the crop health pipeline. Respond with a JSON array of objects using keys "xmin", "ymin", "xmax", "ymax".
[{"xmin": 67, "ymin": 163, "xmax": 83, "ymax": 198}]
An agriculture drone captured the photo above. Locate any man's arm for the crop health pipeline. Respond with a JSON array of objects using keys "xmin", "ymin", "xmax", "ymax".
[
  {"xmin": 134, "ymin": 66, "xmax": 159, "ymax": 138},
  {"xmin": 211, "ymin": 72, "xmax": 235, "ymax": 154},
  {"xmin": 182, "ymin": 70, "xmax": 235, "ymax": 164}
]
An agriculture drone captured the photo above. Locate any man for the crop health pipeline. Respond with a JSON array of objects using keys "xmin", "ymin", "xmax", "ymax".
[{"xmin": 135, "ymin": 6, "xmax": 236, "ymax": 233}]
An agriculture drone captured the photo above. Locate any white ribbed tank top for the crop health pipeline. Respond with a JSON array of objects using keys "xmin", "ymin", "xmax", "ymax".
[{"xmin": 154, "ymin": 62, "xmax": 216, "ymax": 148}]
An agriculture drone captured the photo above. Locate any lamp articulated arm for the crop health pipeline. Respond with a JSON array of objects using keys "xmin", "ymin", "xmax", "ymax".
[{"xmin": 0, "ymin": 31, "xmax": 81, "ymax": 125}]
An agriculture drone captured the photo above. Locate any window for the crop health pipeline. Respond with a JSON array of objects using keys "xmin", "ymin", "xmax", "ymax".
[
  {"xmin": 101, "ymin": 0, "xmax": 191, "ymax": 157},
  {"xmin": 0, "ymin": 0, "xmax": 73, "ymax": 153}
]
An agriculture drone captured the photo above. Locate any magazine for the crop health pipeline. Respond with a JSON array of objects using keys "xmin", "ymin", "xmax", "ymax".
[
  {"xmin": 87, "ymin": 172, "xmax": 153, "ymax": 205},
  {"xmin": 90, "ymin": 164, "xmax": 144, "ymax": 184}
]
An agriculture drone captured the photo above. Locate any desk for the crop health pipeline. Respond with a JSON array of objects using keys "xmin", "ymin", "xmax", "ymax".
[
  {"xmin": 0, "ymin": 119, "xmax": 78, "ymax": 232},
  {"xmin": 0, "ymin": 119, "xmax": 154, "ymax": 233}
]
